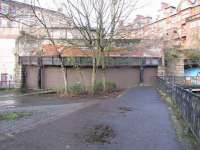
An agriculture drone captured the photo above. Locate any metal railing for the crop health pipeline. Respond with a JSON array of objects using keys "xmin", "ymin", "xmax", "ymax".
[
  {"xmin": 156, "ymin": 76, "xmax": 200, "ymax": 142},
  {"xmin": 0, "ymin": 73, "xmax": 15, "ymax": 89},
  {"xmin": 161, "ymin": 76, "xmax": 200, "ymax": 87},
  {"xmin": 0, "ymin": 80, "xmax": 15, "ymax": 89}
]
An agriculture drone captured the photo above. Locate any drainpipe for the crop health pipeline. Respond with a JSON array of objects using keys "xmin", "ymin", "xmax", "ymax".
[
  {"xmin": 140, "ymin": 58, "xmax": 144, "ymax": 85},
  {"xmin": 38, "ymin": 57, "xmax": 43, "ymax": 89},
  {"xmin": 38, "ymin": 67, "xmax": 42, "ymax": 89},
  {"xmin": 21, "ymin": 64, "xmax": 26, "ymax": 89}
]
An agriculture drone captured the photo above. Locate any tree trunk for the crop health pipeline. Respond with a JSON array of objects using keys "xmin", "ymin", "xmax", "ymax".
[
  {"xmin": 60, "ymin": 58, "xmax": 68, "ymax": 93},
  {"xmin": 77, "ymin": 66, "xmax": 84, "ymax": 85},
  {"xmin": 91, "ymin": 57, "xmax": 96, "ymax": 95},
  {"xmin": 102, "ymin": 52, "xmax": 106, "ymax": 92},
  {"xmin": 62, "ymin": 67, "xmax": 68, "ymax": 93}
]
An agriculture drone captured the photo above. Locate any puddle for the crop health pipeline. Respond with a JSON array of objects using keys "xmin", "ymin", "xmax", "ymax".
[
  {"xmin": 0, "ymin": 100, "xmax": 17, "ymax": 107},
  {"xmin": 0, "ymin": 93, "xmax": 15, "ymax": 98}
]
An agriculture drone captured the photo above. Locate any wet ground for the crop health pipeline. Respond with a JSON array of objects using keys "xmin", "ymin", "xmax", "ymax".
[
  {"xmin": 0, "ymin": 87, "xmax": 182, "ymax": 150},
  {"xmin": 0, "ymin": 92, "xmax": 95, "ymax": 108}
]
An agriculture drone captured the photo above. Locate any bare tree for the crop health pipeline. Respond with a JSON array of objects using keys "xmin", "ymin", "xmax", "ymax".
[
  {"xmin": 61, "ymin": 0, "xmax": 140, "ymax": 92},
  {"xmin": 0, "ymin": 0, "xmax": 141, "ymax": 94},
  {"xmin": 30, "ymin": 0, "xmax": 73, "ymax": 93},
  {"xmin": 0, "ymin": 0, "xmax": 71, "ymax": 92}
]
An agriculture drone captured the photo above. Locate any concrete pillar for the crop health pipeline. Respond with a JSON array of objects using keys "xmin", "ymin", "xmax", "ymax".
[
  {"xmin": 140, "ymin": 66, "xmax": 144, "ymax": 84},
  {"xmin": 166, "ymin": 56, "xmax": 184, "ymax": 76},
  {"xmin": 175, "ymin": 58, "xmax": 184, "ymax": 76},
  {"xmin": 157, "ymin": 65, "xmax": 165, "ymax": 76},
  {"xmin": 38, "ymin": 66, "xmax": 45, "ymax": 89},
  {"xmin": 14, "ymin": 56, "xmax": 24, "ymax": 89},
  {"xmin": 21, "ymin": 65, "xmax": 26, "ymax": 89}
]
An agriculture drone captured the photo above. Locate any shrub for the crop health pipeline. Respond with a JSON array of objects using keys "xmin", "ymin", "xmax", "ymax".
[
  {"xmin": 94, "ymin": 81, "xmax": 104, "ymax": 94},
  {"xmin": 106, "ymin": 81, "xmax": 117, "ymax": 92},
  {"xmin": 94, "ymin": 81, "xmax": 117, "ymax": 94},
  {"xmin": 67, "ymin": 83, "xmax": 85, "ymax": 95},
  {"xmin": 55, "ymin": 87, "xmax": 66, "ymax": 94},
  {"xmin": 165, "ymin": 48, "xmax": 181, "ymax": 62},
  {"xmin": 185, "ymin": 49, "xmax": 200, "ymax": 65},
  {"xmin": 185, "ymin": 49, "xmax": 200, "ymax": 60}
]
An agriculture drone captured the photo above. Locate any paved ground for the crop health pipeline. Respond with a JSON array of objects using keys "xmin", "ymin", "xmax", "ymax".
[
  {"xmin": 0, "ymin": 87, "xmax": 182, "ymax": 150},
  {"xmin": 0, "ymin": 92, "xmax": 96, "ymax": 108},
  {"xmin": 0, "ymin": 102, "xmax": 96, "ymax": 136}
]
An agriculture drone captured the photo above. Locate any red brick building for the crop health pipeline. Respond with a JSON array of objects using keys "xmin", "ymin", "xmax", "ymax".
[{"xmin": 119, "ymin": 0, "xmax": 200, "ymax": 49}]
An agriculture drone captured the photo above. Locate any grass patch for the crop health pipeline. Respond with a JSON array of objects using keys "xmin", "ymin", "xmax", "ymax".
[
  {"xmin": 0, "ymin": 88, "xmax": 17, "ymax": 94},
  {"xmin": 0, "ymin": 88, "xmax": 15, "ymax": 91},
  {"xmin": 0, "ymin": 112, "xmax": 32, "ymax": 121},
  {"xmin": 157, "ymin": 89, "xmax": 200, "ymax": 150}
]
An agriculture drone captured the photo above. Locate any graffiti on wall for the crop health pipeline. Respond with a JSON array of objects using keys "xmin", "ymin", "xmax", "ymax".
[{"xmin": 185, "ymin": 68, "xmax": 200, "ymax": 85}]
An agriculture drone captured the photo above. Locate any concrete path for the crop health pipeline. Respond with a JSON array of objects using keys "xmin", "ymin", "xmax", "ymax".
[{"xmin": 0, "ymin": 87, "xmax": 181, "ymax": 150}]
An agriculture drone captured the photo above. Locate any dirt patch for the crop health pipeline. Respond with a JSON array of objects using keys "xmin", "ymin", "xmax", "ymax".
[
  {"xmin": 119, "ymin": 106, "xmax": 133, "ymax": 114},
  {"xmin": 85, "ymin": 124, "xmax": 116, "ymax": 144},
  {"xmin": 58, "ymin": 90, "xmax": 123, "ymax": 99}
]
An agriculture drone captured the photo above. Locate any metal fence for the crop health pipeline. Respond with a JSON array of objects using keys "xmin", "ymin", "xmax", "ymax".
[
  {"xmin": 0, "ymin": 80, "xmax": 15, "ymax": 89},
  {"xmin": 156, "ymin": 77, "xmax": 200, "ymax": 142},
  {"xmin": 0, "ymin": 73, "xmax": 15, "ymax": 89},
  {"xmin": 161, "ymin": 76, "xmax": 200, "ymax": 86}
]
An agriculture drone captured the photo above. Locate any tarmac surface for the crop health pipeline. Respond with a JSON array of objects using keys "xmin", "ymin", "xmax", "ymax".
[{"xmin": 0, "ymin": 87, "xmax": 181, "ymax": 150}]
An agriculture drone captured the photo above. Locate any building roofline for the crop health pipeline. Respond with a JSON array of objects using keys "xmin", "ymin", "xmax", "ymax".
[
  {"xmin": 134, "ymin": 4, "xmax": 200, "ymax": 31},
  {"xmin": 1, "ymin": 0, "xmax": 68, "ymax": 18},
  {"xmin": 165, "ymin": 6, "xmax": 176, "ymax": 9}
]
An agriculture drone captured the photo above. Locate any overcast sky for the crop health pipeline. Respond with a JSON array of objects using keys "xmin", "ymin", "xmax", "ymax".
[
  {"xmin": 136, "ymin": 0, "xmax": 178, "ymax": 17},
  {"xmin": 21, "ymin": 0, "xmax": 179, "ymax": 20}
]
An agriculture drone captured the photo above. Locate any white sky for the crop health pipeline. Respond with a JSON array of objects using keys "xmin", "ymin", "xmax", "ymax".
[
  {"xmin": 20, "ymin": 0, "xmax": 179, "ymax": 19},
  {"xmin": 136, "ymin": 0, "xmax": 178, "ymax": 18},
  {"xmin": 0, "ymin": 39, "xmax": 15, "ymax": 75}
]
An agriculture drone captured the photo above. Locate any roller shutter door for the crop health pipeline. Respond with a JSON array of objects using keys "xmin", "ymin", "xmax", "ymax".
[
  {"xmin": 106, "ymin": 68, "xmax": 140, "ymax": 89},
  {"xmin": 143, "ymin": 67, "xmax": 157, "ymax": 86},
  {"xmin": 26, "ymin": 66, "xmax": 39, "ymax": 89}
]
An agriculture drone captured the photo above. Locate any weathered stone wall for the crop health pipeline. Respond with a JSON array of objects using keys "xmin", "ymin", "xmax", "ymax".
[
  {"xmin": 157, "ymin": 66, "xmax": 165, "ymax": 76},
  {"xmin": 0, "ymin": 28, "xmax": 20, "ymax": 39},
  {"xmin": 14, "ymin": 60, "xmax": 22, "ymax": 89},
  {"xmin": 166, "ymin": 57, "xmax": 185, "ymax": 76},
  {"xmin": 14, "ymin": 34, "xmax": 41, "ymax": 88}
]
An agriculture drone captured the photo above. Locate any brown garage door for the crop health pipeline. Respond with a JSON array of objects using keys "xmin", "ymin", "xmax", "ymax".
[
  {"xmin": 26, "ymin": 66, "xmax": 39, "ymax": 89},
  {"xmin": 44, "ymin": 67, "xmax": 64, "ymax": 89},
  {"xmin": 106, "ymin": 67, "xmax": 140, "ymax": 89},
  {"xmin": 143, "ymin": 67, "xmax": 157, "ymax": 86}
]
